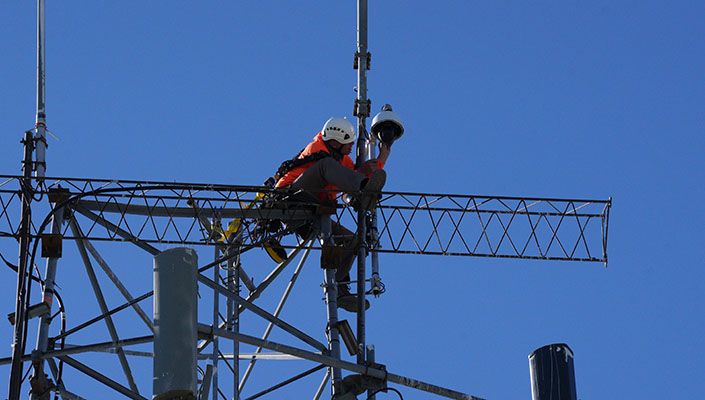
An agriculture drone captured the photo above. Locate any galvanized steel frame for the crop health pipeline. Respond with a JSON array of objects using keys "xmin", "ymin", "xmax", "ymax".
[
  {"xmin": 0, "ymin": 175, "xmax": 608, "ymax": 399},
  {"xmin": 0, "ymin": 175, "xmax": 610, "ymax": 263}
]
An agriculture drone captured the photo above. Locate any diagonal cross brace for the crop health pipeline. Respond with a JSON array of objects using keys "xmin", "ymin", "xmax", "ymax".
[
  {"xmin": 198, "ymin": 274, "xmax": 328, "ymax": 353},
  {"xmin": 69, "ymin": 219, "xmax": 140, "ymax": 394}
]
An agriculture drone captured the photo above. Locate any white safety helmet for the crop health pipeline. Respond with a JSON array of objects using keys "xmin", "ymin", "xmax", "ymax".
[
  {"xmin": 371, "ymin": 104, "xmax": 404, "ymax": 144},
  {"xmin": 322, "ymin": 117, "xmax": 356, "ymax": 144}
]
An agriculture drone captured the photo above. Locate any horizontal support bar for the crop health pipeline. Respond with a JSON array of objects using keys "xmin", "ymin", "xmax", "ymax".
[
  {"xmin": 197, "ymin": 352, "xmax": 306, "ymax": 360},
  {"xmin": 199, "ymin": 324, "xmax": 486, "ymax": 400},
  {"xmin": 77, "ymin": 200, "xmax": 315, "ymax": 220},
  {"xmin": 46, "ymin": 335, "xmax": 153, "ymax": 359},
  {"xmin": 0, "ymin": 175, "xmax": 611, "ymax": 205},
  {"xmin": 378, "ymin": 204, "xmax": 605, "ymax": 218},
  {"xmin": 0, "ymin": 336, "xmax": 153, "ymax": 366},
  {"xmin": 198, "ymin": 274, "xmax": 328, "ymax": 353}
]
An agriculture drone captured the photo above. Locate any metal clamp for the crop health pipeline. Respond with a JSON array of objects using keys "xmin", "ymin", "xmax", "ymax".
[
  {"xmin": 321, "ymin": 244, "xmax": 343, "ymax": 269},
  {"xmin": 353, "ymin": 51, "xmax": 371, "ymax": 70},
  {"xmin": 47, "ymin": 187, "xmax": 70, "ymax": 204},
  {"xmin": 41, "ymin": 234, "xmax": 62, "ymax": 258},
  {"xmin": 353, "ymin": 98, "xmax": 372, "ymax": 118}
]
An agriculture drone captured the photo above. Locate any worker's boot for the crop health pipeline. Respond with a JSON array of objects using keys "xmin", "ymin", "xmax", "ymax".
[
  {"xmin": 337, "ymin": 284, "xmax": 370, "ymax": 313},
  {"xmin": 359, "ymin": 169, "xmax": 386, "ymax": 211}
]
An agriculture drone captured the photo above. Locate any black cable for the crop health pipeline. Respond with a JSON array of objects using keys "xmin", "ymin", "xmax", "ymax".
[
  {"xmin": 17, "ymin": 182, "xmax": 308, "ymax": 376},
  {"xmin": 5, "ymin": 181, "xmax": 280, "ymax": 395},
  {"xmin": 366, "ymin": 387, "xmax": 404, "ymax": 400},
  {"xmin": 20, "ymin": 183, "xmax": 283, "ymax": 344},
  {"xmin": 19, "ymin": 178, "xmax": 41, "ymax": 202},
  {"xmin": 20, "ymin": 238, "xmax": 35, "ymax": 361},
  {"xmin": 21, "ymin": 362, "xmax": 32, "ymax": 384},
  {"xmin": 0, "ymin": 251, "xmax": 40, "ymax": 281},
  {"xmin": 21, "ymin": 184, "xmax": 184, "ymax": 369},
  {"xmin": 12, "ymin": 177, "xmax": 37, "ymax": 362},
  {"xmin": 33, "ymin": 260, "xmax": 44, "ymax": 283},
  {"xmin": 53, "ymin": 290, "xmax": 67, "ymax": 388},
  {"xmin": 33, "ymin": 180, "xmax": 47, "ymax": 202},
  {"xmin": 22, "ymin": 236, "xmax": 36, "ymax": 359},
  {"xmin": 1, "ymin": 247, "xmax": 44, "ymax": 374}
]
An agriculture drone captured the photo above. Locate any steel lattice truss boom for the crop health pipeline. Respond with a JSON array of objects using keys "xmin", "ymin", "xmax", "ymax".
[
  {"xmin": 0, "ymin": 175, "xmax": 610, "ymax": 400},
  {"xmin": 0, "ymin": 175, "xmax": 610, "ymax": 264}
]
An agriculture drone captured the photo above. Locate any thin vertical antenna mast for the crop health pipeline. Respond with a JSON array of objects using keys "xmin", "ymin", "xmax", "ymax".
[
  {"xmin": 355, "ymin": 0, "xmax": 369, "ymax": 167},
  {"xmin": 354, "ymin": 0, "xmax": 370, "ymax": 366},
  {"xmin": 35, "ymin": 0, "xmax": 47, "ymax": 179}
]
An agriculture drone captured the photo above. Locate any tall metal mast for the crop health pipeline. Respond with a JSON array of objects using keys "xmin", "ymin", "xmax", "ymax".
[
  {"xmin": 354, "ymin": 0, "xmax": 370, "ymax": 164},
  {"xmin": 8, "ymin": 2, "xmax": 46, "ymax": 398},
  {"xmin": 354, "ymin": 0, "xmax": 371, "ymax": 368},
  {"xmin": 35, "ymin": 0, "xmax": 47, "ymax": 179}
]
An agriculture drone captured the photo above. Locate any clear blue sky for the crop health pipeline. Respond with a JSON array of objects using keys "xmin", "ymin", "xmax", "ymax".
[{"xmin": 1, "ymin": 2, "xmax": 703, "ymax": 399}]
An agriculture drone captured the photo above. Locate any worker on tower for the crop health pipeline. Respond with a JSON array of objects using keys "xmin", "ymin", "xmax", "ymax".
[{"xmin": 275, "ymin": 116, "xmax": 392, "ymax": 312}]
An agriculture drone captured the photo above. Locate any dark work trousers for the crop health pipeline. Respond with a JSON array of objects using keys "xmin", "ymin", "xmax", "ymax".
[
  {"xmin": 288, "ymin": 158, "xmax": 365, "ymax": 282},
  {"xmin": 288, "ymin": 157, "xmax": 365, "ymax": 197}
]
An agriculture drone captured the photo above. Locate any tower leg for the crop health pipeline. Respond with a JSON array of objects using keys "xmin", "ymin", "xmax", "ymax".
[
  {"xmin": 323, "ymin": 269, "xmax": 343, "ymax": 398},
  {"xmin": 319, "ymin": 215, "xmax": 343, "ymax": 397},
  {"xmin": 8, "ymin": 130, "xmax": 35, "ymax": 400},
  {"xmin": 29, "ymin": 201, "xmax": 66, "ymax": 400},
  {"xmin": 211, "ymin": 245, "xmax": 220, "ymax": 400},
  {"xmin": 226, "ymin": 247, "xmax": 241, "ymax": 400},
  {"xmin": 355, "ymin": 210, "xmax": 367, "ymax": 365}
]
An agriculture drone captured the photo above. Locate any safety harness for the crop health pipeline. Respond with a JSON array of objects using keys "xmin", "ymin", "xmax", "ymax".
[
  {"xmin": 211, "ymin": 144, "xmax": 342, "ymax": 264},
  {"xmin": 264, "ymin": 142, "xmax": 342, "ymax": 188}
]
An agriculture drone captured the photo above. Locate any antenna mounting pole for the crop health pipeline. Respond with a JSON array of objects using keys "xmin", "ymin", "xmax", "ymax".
[
  {"xmin": 35, "ymin": 0, "xmax": 47, "ymax": 179},
  {"xmin": 354, "ymin": 0, "xmax": 370, "ymax": 367}
]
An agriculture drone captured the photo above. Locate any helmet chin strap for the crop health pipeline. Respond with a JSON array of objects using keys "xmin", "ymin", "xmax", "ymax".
[{"xmin": 323, "ymin": 140, "xmax": 344, "ymax": 161}]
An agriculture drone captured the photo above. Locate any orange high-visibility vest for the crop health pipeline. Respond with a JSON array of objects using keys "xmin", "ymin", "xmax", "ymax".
[{"xmin": 276, "ymin": 132, "xmax": 383, "ymax": 201}]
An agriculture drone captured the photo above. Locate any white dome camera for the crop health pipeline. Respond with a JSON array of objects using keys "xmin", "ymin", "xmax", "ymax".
[{"xmin": 371, "ymin": 104, "xmax": 404, "ymax": 144}]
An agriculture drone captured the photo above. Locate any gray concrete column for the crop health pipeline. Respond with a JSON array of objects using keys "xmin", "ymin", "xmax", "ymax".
[{"xmin": 153, "ymin": 248, "xmax": 198, "ymax": 399}]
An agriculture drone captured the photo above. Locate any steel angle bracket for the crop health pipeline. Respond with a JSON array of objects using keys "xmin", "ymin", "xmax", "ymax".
[
  {"xmin": 41, "ymin": 233, "xmax": 62, "ymax": 258},
  {"xmin": 321, "ymin": 245, "xmax": 343, "ymax": 270},
  {"xmin": 47, "ymin": 187, "xmax": 70, "ymax": 204},
  {"xmin": 29, "ymin": 354, "xmax": 54, "ymax": 400},
  {"xmin": 339, "ymin": 362, "xmax": 388, "ymax": 398},
  {"xmin": 361, "ymin": 361, "xmax": 388, "ymax": 392}
]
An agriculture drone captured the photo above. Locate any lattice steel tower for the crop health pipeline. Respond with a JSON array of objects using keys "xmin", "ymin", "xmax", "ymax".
[{"xmin": 1, "ymin": 2, "xmax": 610, "ymax": 400}]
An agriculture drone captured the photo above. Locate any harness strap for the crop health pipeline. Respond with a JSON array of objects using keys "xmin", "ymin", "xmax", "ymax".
[
  {"xmin": 265, "ymin": 141, "xmax": 343, "ymax": 189},
  {"xmin": 277, "ymin": 149, "xmax": 335, "ymax": 178}
]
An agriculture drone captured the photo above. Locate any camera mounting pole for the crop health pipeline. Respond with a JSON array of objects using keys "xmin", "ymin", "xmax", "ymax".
[
  {"xmin": 354, "ymin": 0, "xmax": 371, "ymax": 371},
  {"xmin": 35, "ymin": 0, "xmax": 47, "ymax": 180}
]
